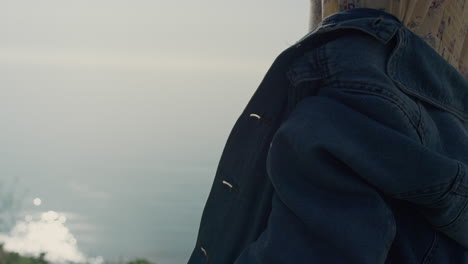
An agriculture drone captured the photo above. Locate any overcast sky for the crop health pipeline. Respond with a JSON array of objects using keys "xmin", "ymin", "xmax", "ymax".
[{"xmin": 0, "ymin": 0, "xmax": 309, "ymax": 166}]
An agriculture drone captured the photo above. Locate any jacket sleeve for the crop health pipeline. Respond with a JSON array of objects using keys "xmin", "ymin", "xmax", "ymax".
[{"xmin": 233, "ymin": 89, "xmax": 468, "ymax": 264}]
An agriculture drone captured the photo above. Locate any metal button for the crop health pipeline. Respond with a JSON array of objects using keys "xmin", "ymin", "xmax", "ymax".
[
  {"xmin": 222, "ymin": 180, "xmax": 239, "ymax": 192},
  {"xmin": 249, "ymin": 113, "xmax": 262, "ymax": 119},
  {"xmin": 200, "ymin": 246, "xmax": 209, "ymax": 258},
  {"xmin": 249, "ymin": 113, "xmax": 272, "ymax": 125}
]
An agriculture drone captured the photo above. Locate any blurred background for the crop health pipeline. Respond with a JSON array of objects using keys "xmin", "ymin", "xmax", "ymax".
[{"xmin": 0, "ymin": 1, "xmax": 307, "ymax": 263}]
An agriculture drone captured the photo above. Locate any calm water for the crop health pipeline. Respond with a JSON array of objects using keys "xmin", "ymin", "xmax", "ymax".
[{"xmin": 3, "ymin": 157, "xmax": 219, "ymax": 264}]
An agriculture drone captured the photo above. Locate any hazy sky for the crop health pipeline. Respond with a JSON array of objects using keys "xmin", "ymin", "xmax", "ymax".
[
  {"xmin": 0, "ymin": 1, "xmax": 308, "ymax": 263},
  {"xmin": 0, "ymin": 0, "xmax": 309, "ymax": 168}
]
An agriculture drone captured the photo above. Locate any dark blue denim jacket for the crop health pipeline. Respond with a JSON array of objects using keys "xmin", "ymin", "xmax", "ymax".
[{"xmin": 187, "ymin": 8, "xmax": 468, "ymax": 264}]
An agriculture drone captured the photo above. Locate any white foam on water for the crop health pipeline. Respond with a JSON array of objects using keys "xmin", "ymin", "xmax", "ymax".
[{"xmin": 0, "ymin": 210, "xmax": 103, "ymax": 264}]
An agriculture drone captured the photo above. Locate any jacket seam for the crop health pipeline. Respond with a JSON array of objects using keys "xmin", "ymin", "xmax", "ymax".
[
  {"xmin": 391, "ymin": 182, "xmax": 453, "ymax": 200},
  {"xmin": 325, "ymin": 82, "xmax": 423, "ymax": 144},
  {"xmin": 422, "ymin": 231, "xmax": 438, "ymax": 264},
  {"xmin": 393, "ymin": 77, "xmax": 468, "ymax": 123},
  {"xmin": 388, "ymin": 29, "xmax": 467, "ymax": 123},
  {"xmin": 318, "ymin": 44, "xmax": 330, "ymax": 77},
  {"xmin": 454, "ymin": 161, "xmax": 468, "ymax": 196},
  {"xmin": 416, "ymin": 101, "xmax": 427, "ymax": 146},
  {"xmin": 437, "ymin": 196, "xmax": 468, "ymax": 230},
  {"xmin": 392, "ymin": 161, "xmax": 464, "ymax": 201}
]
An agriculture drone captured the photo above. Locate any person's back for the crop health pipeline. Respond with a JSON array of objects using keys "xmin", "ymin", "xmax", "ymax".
[{"xmin": 187, "ymin": 3, "xmax": 468, "ymax": 264}]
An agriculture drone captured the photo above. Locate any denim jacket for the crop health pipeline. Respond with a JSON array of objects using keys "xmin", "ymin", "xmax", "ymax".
[{"xmin": 187, "ymin": 8, "xmax": 468, "ymax": 264}]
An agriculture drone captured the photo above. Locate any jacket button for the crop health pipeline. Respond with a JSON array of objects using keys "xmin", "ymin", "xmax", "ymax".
[
  {"xmin": 222, "ymin": 180, "xmax": 239, "ymax": 192},
  {"xmin": 249, "ymin": 113, "xmax": 272, "ymax": 125},
  {"xmin": 200, "ymin": 246, "xmax": 209, "ymax": 259},
  {"xmin": 372, "ymin": 16, "xmax": 384, "ymax": 28},
  {"xmin": 249, "ymin": 113, "xmax": 262, "ymax": 119}
]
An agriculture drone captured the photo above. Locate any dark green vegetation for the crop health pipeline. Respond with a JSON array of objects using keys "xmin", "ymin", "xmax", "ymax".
[
  {"xmin": 126, "ymin": 260, "xmax": 153, "ymax": 264},
  {"xmin": 0, "ymin": 244, "xmax": 154, "ymax": 264},
  {"xmin": 0, "ymin": 244, "xmax": 47, "ymax": 264}
]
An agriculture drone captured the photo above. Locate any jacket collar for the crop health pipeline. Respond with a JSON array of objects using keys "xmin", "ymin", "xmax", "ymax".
[
  {"xmin": 388, "ymin": 28, "xmax": 468, "ymax": 122},
  {"xmin": 295, "ymin": 8, "xmax": 468, "ymax": 122}
]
